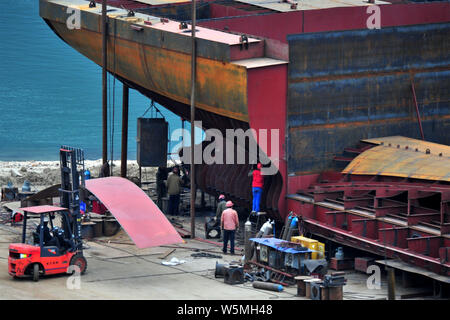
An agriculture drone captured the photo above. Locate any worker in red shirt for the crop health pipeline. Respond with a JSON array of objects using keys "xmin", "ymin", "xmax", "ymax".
[
  {"xmin": 249, "ymin": 162, "xmax": 264, "ymax": 213},
  {"xmin": 221, "ymin": 201, "xmax": 239, "ymax": 255}
]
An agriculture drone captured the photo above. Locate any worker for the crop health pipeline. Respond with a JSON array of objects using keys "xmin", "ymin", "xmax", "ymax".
[
  {"xmin": 99, "ymin": 162, "xmax": 110, "ymax": 177},
  {"xmin": 166, "ymin": 166, "xmax": 183, "ymax": 216},
  {"xmin": 156, "ymin": 166, "xmax": 168, "ymax": 209},
  {"xmin": 221, "ymin": 201, "xmax": 239, "ymax": 255},
  {"xmin": 215, "ymin": 194, "xmax": 227, "ymax": 221},
  {"xmin": 35, "ymin": 216, "xmax": 55, "ymax": 246},
  {"xmin": 249, "ymin": 162, "xmax": 264, "ymax": 213}
]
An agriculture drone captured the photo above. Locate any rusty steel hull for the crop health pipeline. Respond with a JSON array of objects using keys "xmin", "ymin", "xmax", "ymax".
[
  {"xmin": 40, "ymin": 0, "xmax": 450, "ymax": 228},
  {"xmin": 287, "ymin": 22, "xmax": 450, "ymax": 175},
  {"xmin": 40, "ymin": 1, "xmax": 252, "ymax": 123}
]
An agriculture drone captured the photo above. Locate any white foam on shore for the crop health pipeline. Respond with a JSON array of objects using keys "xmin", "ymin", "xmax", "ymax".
[{"xmin": 0, "ymin": 159, "xmax": 175, "ymax": 191}]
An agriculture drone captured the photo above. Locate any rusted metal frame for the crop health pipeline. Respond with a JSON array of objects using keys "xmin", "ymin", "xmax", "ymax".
[
  {"xmin": 410, "ymin": 76, "xmax": 425, "ymax": 140},
  {"xmin": 229, "ymin": 164, "xmax": 243, "ymax": 199},
  {"xmin": 375, "ymin": 206, "xmax": 407, "ymax": 217},
  {"xmin": 312, "ymin": 190, "xmax": 343, "ymax": 202},
  {"xmin": 343, "ymin": 196, "xmax": 373, "ymax": 210},
  {"xmin": 407, "ymin": 213, "xmax": 442, "ymax": 227},
  {"xmin": 262, "ymin": 172, "xmax": 273, "ymax": 212},
  {"xmin": 406, "ymin": 236, "xmax": 442, "ymax": 258},
  {"xmin": 409, "ymin": 204, "xmax": 440, "ymax": 215},
  {"xmin": 270, "ymin": 172, "xmax": 283, "ymax": 215},
  {"xmin": 247, "ymin": 260, "xmax": 296, "ymax": 280},
  {"xmin": 439, "ymin": 247, "xmax": 450, "ymax": 264},
  {"xmin": 205, "ymin": 163, "xmax": 215, "ymax": 193},
  {"xmin": 288, "ymin": 65, "xmax": 450, "ymax": 84},
  {"xmin": 308, "ymin": 182, "xmax": 450, "ymax": 194},
  {"xmin": 333, "ymin": 156, "xmax": 354, "ymax": 162},
  {"xmin": 324, "ymin": 211, "xmax": 347, "ymax": 228},
  {"xmin": 379, "ymin": 227, "xmax": 410, "ymax": 248},
  {"xmin": 352, "ymin": 219, "xmax": 378, "ymax": 239},
  {"xmin": 303, "ymin": 218, "xmax": 449, "ymax": 275}
]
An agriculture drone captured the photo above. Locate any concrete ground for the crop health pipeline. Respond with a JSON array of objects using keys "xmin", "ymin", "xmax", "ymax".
[{"xmin": 0, "ymin": 214, "xmax": 440, "ymax": 301}]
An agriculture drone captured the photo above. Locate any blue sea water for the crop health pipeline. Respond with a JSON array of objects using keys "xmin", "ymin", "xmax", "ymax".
[{"xmin": 0, "ymin": 0, "xmax": 188, "ymax": 161}]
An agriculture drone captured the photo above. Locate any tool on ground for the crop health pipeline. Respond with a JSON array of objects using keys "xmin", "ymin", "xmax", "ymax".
[{"xmin": 252, "ymin": 281, "xmax": 284, "ymax": 292}]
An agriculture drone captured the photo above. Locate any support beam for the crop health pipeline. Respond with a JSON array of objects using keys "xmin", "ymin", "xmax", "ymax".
[
  {"xmin": 121, "ymin": 84, "xmax": 129, "ymax": 178},
  {"xmin": 102, "ymin": 0, "xmax": 108, "ymax": 164},
  {"xmin": 190, "ymin": 0, "xmax": 197, "ymax": 238}
]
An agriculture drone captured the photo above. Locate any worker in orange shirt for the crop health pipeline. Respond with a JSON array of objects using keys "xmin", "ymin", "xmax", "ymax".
[{"xmin": 221, "ymin": 201, "xmax": 239, "ymax": 255}]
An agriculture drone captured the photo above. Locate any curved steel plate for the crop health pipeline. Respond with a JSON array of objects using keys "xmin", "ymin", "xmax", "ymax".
[
  {"xmin": 85, "ymin": 177, "xmax": 183, "ymax": 248},
  {"xmin": 343, "ymin": 137, "xmax": 450, "ymax": 182}
]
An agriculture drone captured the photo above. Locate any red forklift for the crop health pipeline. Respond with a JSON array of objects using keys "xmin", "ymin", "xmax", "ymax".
[{"xmin": 8, "ymin": 147, "xmax": 87, "ymax": 281}]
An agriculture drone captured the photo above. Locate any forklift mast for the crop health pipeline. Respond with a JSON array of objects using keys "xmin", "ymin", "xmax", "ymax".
[{"xmin": 59, "ymin": 146, "xmax": 85, "ymax": 251}]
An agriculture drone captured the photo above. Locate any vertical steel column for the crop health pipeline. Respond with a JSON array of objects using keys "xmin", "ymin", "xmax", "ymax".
[
  {"xmin": 102, "ymin": 0, "xmax": 108, "ymax": 164},
  {"xmin": 190, "ymin": 0, "xmax": 197, "ymax": 238},
  {"xmin": 387, "ymin": 267, "xmax": 396, "ymax": 300},
  {"xmin": 181, "ymin": 118, "xmax": 185, "ymax": 155},
  {"xmin": 121, "ymin": 84, "xmax": 129, "ymax": 178}
]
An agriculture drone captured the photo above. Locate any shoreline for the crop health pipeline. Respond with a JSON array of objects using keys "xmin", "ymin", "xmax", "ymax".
[{"xmin": 0, "ymin": 159, "xmax": 176, "ymax": 192}]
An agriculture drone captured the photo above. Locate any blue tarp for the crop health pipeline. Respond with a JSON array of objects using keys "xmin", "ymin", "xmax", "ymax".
[{"xmin": 250, "ymin": 237, "xmax": 312, "ymax": 254}]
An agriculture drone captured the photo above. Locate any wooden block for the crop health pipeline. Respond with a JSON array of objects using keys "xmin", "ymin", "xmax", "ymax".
[
  {"xmin": 320, "ymin": 286, "xmax": 329, "ymax": 300},
  {"xmin": 305, "ymin": 282, "xmax": 311, "ymax": 299},
  {"xmin": 295, "ymin": 276, "xmax": 313, "ymax": 297},
  {"xmin": 354, "ymin": 257, "xmax": 375, "ymax": 273},
  {"xmin": 330, "ymin": 257, "xmax": 354, "ymax": 270},
  {"xmin": 328, "ymin": 286, "xmax": 343, "ymax": 300},
  {"xmin": 304, "ymin": 279, "xmax": 321, "ymax": 299}
]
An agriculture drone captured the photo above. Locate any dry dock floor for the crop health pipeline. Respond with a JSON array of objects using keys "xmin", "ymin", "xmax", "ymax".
[{"xmin": 0, "ymin": 217, "xmax": 438, "ymax": 300}]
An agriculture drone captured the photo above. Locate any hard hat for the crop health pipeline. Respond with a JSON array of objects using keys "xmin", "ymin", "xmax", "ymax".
[
  {"xmin": 43, "ymin": 216, "xmax": 49, "ymax": 223},
  {"xmin": 219, "ymin": 194, "xmax": 225, "ymax": 200},
  {"xmin": 226, "ymin": 201, "xmax": 234, "ymax": 207}
]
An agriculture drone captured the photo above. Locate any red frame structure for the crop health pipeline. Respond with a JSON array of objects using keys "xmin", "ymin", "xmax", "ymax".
[{"xmin": 287, "ymin": 172, "xmax": 450, "ymax": 276}]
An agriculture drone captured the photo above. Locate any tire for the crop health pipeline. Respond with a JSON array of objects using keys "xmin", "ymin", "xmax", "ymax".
[
  {"xmin": 33, "ymin": 264, "xmax": 39, "ymax": 282},
  {"xmin": 70, "ymin": 254, "xmax": 87, "ymax": 275}
]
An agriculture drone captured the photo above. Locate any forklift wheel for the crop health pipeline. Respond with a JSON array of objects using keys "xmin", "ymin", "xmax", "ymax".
[
  {"xmin": 70, "ymin": 254, "xmax": 87, "ymax": 275},
  {"xmin": 33, "ymin": 264, "xmax": 39, "ymax": 282}
]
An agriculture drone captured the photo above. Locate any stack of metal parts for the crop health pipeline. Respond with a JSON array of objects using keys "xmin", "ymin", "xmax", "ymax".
[
  {"xmin": 215, "ymin": 262, "xmax": 244, "ymax": 285},
  {"xmin": 323, "ymin": 272, "xmax": 347, "ymax": 287}
]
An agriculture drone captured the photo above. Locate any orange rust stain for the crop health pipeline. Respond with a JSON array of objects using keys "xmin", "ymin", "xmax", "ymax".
[{"xmin": 288, "ymin": 114, "xmax": 450, "ymax": 132}]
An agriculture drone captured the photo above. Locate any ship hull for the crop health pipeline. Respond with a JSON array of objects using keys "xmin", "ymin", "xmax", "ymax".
[{"xmin": 40, "ymin": 0, "xmax": 450, "ymax": 277}]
